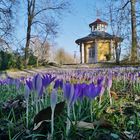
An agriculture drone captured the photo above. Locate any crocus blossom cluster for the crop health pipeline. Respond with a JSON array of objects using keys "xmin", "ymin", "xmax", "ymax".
[{"xmin": 25, "ymin": 73, "xmax": 56, "ymax": 98}]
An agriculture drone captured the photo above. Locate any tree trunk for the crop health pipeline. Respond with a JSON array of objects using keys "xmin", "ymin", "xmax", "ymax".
[
  {"xmin": 130, "ymin": 0, "xmax": 137, "ymax": 62},
  {"xmin": 115, "ymin": 43, "xmax": 121, "ymax": 64},
  {"xmin": 24, "ymin": 0, "xmax": 35, "ymax": 68},
  {"xmin": 25, "ymin": 18, "xmax": 32, "ymax": 68}
]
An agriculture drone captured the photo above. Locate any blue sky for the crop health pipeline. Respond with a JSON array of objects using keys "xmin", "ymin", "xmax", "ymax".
[
  {"xmin": 16, "ymin": 0, "xmax": 108, "ymax": 56},
  {"xmin": 55, "ymin": 0, "xmax": 107, "ymax": 56},
  {"xmin": 14, "ymin": 0, "xmax": 140, "ymax": 59}
]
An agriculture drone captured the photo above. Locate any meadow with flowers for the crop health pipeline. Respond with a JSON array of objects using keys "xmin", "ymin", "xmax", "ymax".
[{"xmin": 0, "ymin": 67, "xmax": 140, "ymax": 140}]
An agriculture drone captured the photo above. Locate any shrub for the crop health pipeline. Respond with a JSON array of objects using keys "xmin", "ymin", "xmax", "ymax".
[
  {"xmin": 0, "ymin": 51, "xmax": 24, "ymax": 70},
  {"xmin": 0, "ymin": 51, "xmax": 14, "ymax": 70},
  {"xmin": 28, "ymin": 53, "xmax": 37, "ymax": 66}
]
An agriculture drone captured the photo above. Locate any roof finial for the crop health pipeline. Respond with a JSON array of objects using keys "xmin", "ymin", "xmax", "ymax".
[{"xmin": 96, "ymin": 9, "xmax": 100, "ymax": 18}]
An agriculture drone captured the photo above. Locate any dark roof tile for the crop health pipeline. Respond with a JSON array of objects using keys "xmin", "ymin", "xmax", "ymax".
[{"xmin": 89, "ymin": 19, "xmax": 108, "ymax": 27}]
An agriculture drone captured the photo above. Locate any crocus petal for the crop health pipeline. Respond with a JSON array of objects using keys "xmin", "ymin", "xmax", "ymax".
[
  {"xmin": 63, "ymin": 82, "xmax": 75, "ymax": 106},
  {"xmin": 63, "ymin": 82, "xmax": 71, "ymax": 101},
  {"xmin": 70, "ymin": 84, "xmax": 81, "ymax": 105},
  {"xmin": 33, "ymin": 74, "xmax": 43, "ymax": 97},
  {"xmin": 54, "ymin": 79, "xmax": 60, "ymax": 89},
  {"xmin": 42, "ymin": 74, "xmax": 49, "ymax": 87},
  {"xmin": 89, "ymin": 84, "xmax": 98, "ymax": 99},
  {"xmin": 15, "ymin": 79, "xmax": 21, "ymax": 89},
  {"xmin": 99, "ymin": 86, "xmax": 105, "ymax": 96},
  {"xmin": 107, "ymin": 78, "xmax": 112, "ymax": 89},
  {"xmin": 54, "ymin": 79, "xmax": 63, "ymax": 89},
  {"xmin": 24, "ymin": 84, "xmax": 30, "ymax": 100},
  {"xmin": 42, "ymin": 74, "xmax": 56, "ymax": 88},
  {"xmin": 97, "ymin": 77, "xmax": 103, "ymax": 85},
  {"xmin": 107, "ymin": 73, "xmax": 112, "ymax": 89},
  {"xmin": 59, "ymin": 79, "xmax": 63, "ymax": 89},
  {"xmin": 36, "ymin": 74, "xmax": 43, "ymax": 97},
  {"xmin": 78, "ymin": 83, "xmax": 87, "ymax": 100},
  {"xmin": 26, "ymin": 79, "xmax": 33, "ymax": 90}
]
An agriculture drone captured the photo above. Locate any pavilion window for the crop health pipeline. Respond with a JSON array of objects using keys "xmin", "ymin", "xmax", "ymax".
[{"xmin": 89, "ymin": 48, "xmax": 95, "ymax": 58}]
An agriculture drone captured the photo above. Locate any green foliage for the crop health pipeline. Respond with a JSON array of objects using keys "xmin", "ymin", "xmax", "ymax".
[
  {"xmin": 0, "ymin": 51, "xmax": 24, "ymax": 70},
  {"xmin": 0, "ymin": 51, "xmax": 13, "ymax": 70},
  {"xmin": 28, "ymin": 52, "xmax": 37, "ymax": 66},
  {"xmin": 14, "ymin": 51, "xmax": 24, "ymax": 69}
]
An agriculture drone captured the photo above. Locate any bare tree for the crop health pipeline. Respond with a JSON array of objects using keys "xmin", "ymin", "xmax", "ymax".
[
  {"xmin": 105, "ymin": 0, "xmax": 139, "ymax": 63},
  {"xmin": 24, "ymin": 0, "xmax": 69, "ymax": 67},
  {"xmin": 105, "ymin": 0, "xmax": 130, "ymax": 64},
  {"xmin": 55, "ymin": 48, "xmax": 75, "ymax": 65},
  {"xmin": 130, "ymin": 0, "xmax": 137, "ymax": 62},
  {"xmin": 30, "ymin": 38, "xmax": 51, "ymax": 66},
  {"xmin": 0, "ymin": 0, "xmax": 17, "ymax": 47}
]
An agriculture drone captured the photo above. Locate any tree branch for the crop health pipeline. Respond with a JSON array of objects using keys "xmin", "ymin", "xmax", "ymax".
[
  {"xmin": 122, "ymin": 0, "xmax": 130, "ymax": 9},
  {"xmin": 33, "ymin": 4, "xmax": 65, "ymax": 18}
]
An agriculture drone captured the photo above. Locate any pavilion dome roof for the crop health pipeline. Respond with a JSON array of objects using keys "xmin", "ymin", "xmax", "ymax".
[{"xmin": 75, "ymin": 31, "xmax": 123, "ymax": 44}]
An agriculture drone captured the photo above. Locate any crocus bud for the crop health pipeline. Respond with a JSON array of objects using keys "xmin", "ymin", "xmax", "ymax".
[
  {"xmin": 24, "ymin": 84, "xmax": 30, "ymax": 100},
  {"xmin": 33, "ymin": 74, "xmax": 43, "ymax": 97},
  {"xmin": 99, "ymin": 86, "xmax": 105, "ymax": 96},
  {"xmin": 107, "ymin": 76, "xmax": 112, "ymax": 89}
]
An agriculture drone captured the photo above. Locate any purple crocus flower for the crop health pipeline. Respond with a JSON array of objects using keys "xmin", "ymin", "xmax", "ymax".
[
  {"xmin": 6, "ymin": 77, "xmax": 14, "ymax": 85},
  {"xmin": 85, "ymin": 83, "xmax": 100, "ymax": 99},
  {"xmin": 98, "ymin": 85, "xmax": 105, "ymax": 96},
  {"xmin": 63, "ymin": 82, "xmax": 72, "ymax": 102},
  {"xmin": 1, "ymin": 79, "xmax": 7, "ymax": 85},
  {"xmin": 54, "ymin": 79, "xmax": 63, "ymax": 89},
  {"xmin": 20, "ymin": 77, "xmax": 25, "ymax": 81},
  {"xmin": 26, "ymin": 78, "xmax": 33, "ymax": 90},
  {"xmin": 97, "ymin": 77, "xmax": 103, "ymax": 85},
  {"xmin": 78, "ymin": 83, "xmax": 88, "ymax": 101},
  {"xmin": 106, "ymin": 73, "xmax": 113, "ymax": 105},
  {"xmin": 70, "ymin": 83, "xmax": 81, "ymax": 105},
  {"xmin": 32, "ymin": 74, "xmax": 43, "ymax": 97},
  {"xmin": 107, "ymin": 74, "xmax": 112, "ymax": 89},
  {"xmin": 63, "ymin": 82, "xmax": 75, "ymax": 106},
  {"xmin": 42, "ymin": 74, "xmax": 56, "ymax": 88},
  {"xmin": 54, "ymin": 79, "xmax": 59, "ymax": 89},
  {"xmin": 98, "ymin": 85, "xmax": 105, "ymax": 107},
  {"xmin": 0, "ymin": 80, "xmax": 2, "ymax": 85},
  {"xmin": 15, "ymin": 79, "xmax": 21, "ymax": 89},
  {"xmin": 42, "ymin": 74, "xmax": 50, "ymax": 87},
  {"xmin": 24, "ymin": 84, "xmax": 30, "ymax": 100},
  {"xmin": 97, "ymin": 76, "xmax": 105, "ymax": 86},
  {"xmin": 138, "ymin": 72, "xmax": 140, "ymax": 77}
]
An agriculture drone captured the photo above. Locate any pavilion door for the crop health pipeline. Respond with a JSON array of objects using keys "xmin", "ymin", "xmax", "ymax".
[{"xmin": 88, "ymin": 44, "xmax": 97, "ymax": 63}]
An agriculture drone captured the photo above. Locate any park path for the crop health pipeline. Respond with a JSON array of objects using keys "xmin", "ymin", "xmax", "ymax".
[
  {"xmin": 0, "ymin": 65, "xmax": 90, "ymax": 78},
  {"xmin": 0, "ymin": 67, "xmax": 57, "ymax": 78},
  {"xmin": 0, "ymin": 62, "xmax": 132, "ymax": 78}
]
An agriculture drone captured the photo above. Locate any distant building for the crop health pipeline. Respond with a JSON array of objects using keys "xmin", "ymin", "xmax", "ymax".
[{"xmin": 75, "ymin": 19, "xmax": 123, "ymax": 63}]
